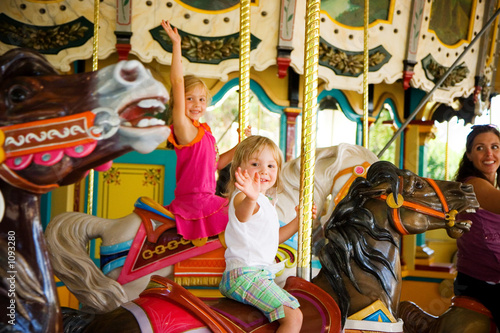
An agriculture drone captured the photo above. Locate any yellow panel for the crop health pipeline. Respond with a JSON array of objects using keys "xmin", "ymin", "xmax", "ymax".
[
  {"xmin": 55, "ymin": 276, "xmax": 80, "ymax": 309},
  {"xmin": 401, "ymin": 279, "xmax": 453, "ymax": 316},
  {"xmin": 97, "ymin": 163, "xmax": 165, "ymax": 219},
  {"xmin": 348, "ymin": 300, "xmax": 397, "ymax": 322}
]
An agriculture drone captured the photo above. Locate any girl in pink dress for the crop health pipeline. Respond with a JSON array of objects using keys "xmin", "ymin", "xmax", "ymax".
[{"xmin": 161, "ymin": 20, "xmax": 251, "ymax": 241}]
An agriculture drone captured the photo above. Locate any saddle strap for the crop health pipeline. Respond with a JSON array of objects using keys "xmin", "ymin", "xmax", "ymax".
[{"xmin": 452, "ymin": 296, "xmax": 493, "ymax": 319}]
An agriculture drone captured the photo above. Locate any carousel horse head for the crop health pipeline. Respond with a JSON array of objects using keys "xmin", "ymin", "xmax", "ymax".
[
  {"xmin": 0, "ymin": 48, "xmax": 170, "ymax": 333},
  {"xmin": 0, "ymin": 47, "xmax": 170, "ymax": 194},
  {"xmin": 317, "ymin": 160, "xmax": 479, "ymax": 327}
]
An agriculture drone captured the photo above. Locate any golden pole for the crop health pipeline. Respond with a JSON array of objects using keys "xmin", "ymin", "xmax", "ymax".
[
  {"xmin": 445, "ymin": 121, "xmax": 449, "ymax": 180},
  {"xmin": 239, "ymin": 0, "xmax": 251, "ymax": 142},
  {"xmin": 363, "ymin": 0, "xmax": 369, "ymax": 148},
  {"xmin": 87, "ymin": 0, "xmax": 100, "ymax": 215},
  {"xmin": 298, "ymin": 0, "xmax": 320, "ymax": 281}
]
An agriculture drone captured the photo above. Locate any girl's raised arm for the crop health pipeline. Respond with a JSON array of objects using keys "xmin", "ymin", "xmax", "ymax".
[{"xmin": 161, "ymin": 20, "xmax": 197, "ymax": 145}]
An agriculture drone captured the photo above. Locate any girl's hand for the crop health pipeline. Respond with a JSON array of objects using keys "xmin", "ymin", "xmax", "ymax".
[
  {"xmin": 312, "ymin": 202, "xmax": 318, "ymax": 220},
  {"xmin": 235, "ymin": 167, "xmax": 260, "ymax": 201},
  {"xmin": 237, "ymin": 126, "xmax": 252, "ymax": 138},
  {"xmin": 161, "ymin": 20, "xmax": 181, "ymax": 45},
  {"xmin": 244, "ymin": 125, "xmax": 252, "ymax": 137},
  {"xmin": 294, "ymin": 202, "xmax": 318, "ymax": 219}
]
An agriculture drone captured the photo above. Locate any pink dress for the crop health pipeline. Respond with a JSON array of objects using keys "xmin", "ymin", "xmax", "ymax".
[{"xmin": 165, "ymin": 121, "xmax": 228, "ymax": 240}]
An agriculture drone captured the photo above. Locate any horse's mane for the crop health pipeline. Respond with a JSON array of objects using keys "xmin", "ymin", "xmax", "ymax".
[
  {"xmin": 45, "ymin": 212, "xmax": 129, "ymax": 313},
  {"xmin": 318, "ymin": 161, "xmax": 401, "ymax": 323}
]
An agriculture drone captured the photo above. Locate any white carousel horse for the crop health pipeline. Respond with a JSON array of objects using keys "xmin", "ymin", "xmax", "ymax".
[{"xmin": 45, "ymin": 142, "xmax": 378, "ymax": 313}]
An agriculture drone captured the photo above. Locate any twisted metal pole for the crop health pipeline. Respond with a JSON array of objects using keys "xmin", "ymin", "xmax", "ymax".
[
  {"xmin": 297, "ymin": 0, "xmax": 320, "ymax": 281},
  {"xmin": 239, "ymin": 0, "xmax": 251, "ymax": 141},
  {"xmin": 363, "ymin": 0, "xmax": 369, "ymax": 148},
  {"xmin": 87, "ymin": 0, "xmax": 100, "ymax": 215}
]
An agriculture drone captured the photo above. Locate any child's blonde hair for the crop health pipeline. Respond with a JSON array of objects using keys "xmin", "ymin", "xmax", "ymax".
[
  {"xmin": 166, "ymin": 75, "xmax": 212, "ymax": 125},
  {"xmin": 226, "ymin": 135, "xmax": 284, "ymax": 198}
]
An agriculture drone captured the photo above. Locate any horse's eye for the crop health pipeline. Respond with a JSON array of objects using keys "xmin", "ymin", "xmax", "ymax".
[
  {"xmin": 415, "ymin": 181, "xmax": 424, "ymax": 189},
  {"xmin": 9, "ymin": 85, "xmax": 31, "ymax": 103}
]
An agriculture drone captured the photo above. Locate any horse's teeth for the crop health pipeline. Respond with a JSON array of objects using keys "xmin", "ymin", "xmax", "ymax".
[
  {"xmin": 138, "ymin": 99, "xmax": 165, "ymax": 109},
  {"xmin": 465, "ymin": 208, "xmax": 476, "ymax": 213},
  {"xmin": 137, "ymin": 119, "xmax": 149, "ymax": 127},
  {"xmin": 137, "ymin": 118, "xmax": 166, "ymax": 127},
  {"xmin": 150, "ymin": 118, "xmax": 165, "ymax": 126}
]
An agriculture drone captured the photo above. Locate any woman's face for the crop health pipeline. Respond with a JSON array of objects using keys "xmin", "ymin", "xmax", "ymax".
[{"xmin": 466, "ymin": 131, "xmax": 500, "ymax": 183}]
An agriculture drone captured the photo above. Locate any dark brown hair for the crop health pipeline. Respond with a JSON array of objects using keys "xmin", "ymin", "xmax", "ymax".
[{"xmin": 454, "ymin": 124, "xmax": 500, "ymax": 187}]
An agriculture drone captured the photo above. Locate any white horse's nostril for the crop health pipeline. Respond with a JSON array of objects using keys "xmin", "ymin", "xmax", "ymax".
[{"xmin": 115, "ymin": 60, "xmax": 146, "ymax": 85}]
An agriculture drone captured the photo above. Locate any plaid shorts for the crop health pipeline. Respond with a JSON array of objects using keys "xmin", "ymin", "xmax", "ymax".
[{"xmin": 219, "ymin": 266, "xmax": 300, "ymax": 322}]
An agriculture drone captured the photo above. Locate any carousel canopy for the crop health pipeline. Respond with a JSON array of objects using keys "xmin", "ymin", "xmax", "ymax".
[{"xmin": 1, "ymin": 0, "xmax": 499, "ymax": 106}]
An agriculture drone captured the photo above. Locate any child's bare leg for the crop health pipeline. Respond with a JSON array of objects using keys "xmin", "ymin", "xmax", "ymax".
[{"xmin": 276, "ymin": 306, "xmax": 303, "ymax": 333}]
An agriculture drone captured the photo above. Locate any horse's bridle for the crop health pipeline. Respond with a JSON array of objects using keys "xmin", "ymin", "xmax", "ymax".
[
  {"xmin": 0, "ymin": 110, "xmax": 113, "ymax": 194},
  {"xmin": 331, "ymin": 162, "xmax": 371, "ymax": 205},
  {"xmin": 377, "ymin": 177, "xmax": 458, "ymax": 235}
]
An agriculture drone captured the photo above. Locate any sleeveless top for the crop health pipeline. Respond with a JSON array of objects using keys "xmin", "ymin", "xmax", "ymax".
[
  {"xmin": 456, "ymin": 178, "xmax": 500, "ymax": 283},
  {"xmin": 165, "ymin": 121, "xmax": 228, "ymax": 240},
  {"xmin": 224, "ymin": 190, "xmax": 280, "ymax": 271}
]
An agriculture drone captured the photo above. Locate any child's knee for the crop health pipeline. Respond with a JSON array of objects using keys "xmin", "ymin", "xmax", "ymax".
[
  {"xmin": 284, "ymin": 306, "xmax": 303, "ymax": 325},
  {"xmin": 294, "ymin": 307, "xmax": 303, "ymax": 324}
]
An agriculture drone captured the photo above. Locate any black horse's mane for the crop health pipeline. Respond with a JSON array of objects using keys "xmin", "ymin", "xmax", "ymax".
[{"xmin": 318, "ymin": 161, "xmax": 402, "ymax": 324}]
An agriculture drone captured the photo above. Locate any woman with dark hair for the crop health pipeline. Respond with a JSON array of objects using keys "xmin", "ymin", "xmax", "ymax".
[{"xmin": 454, "ymin": 124, "xmax": 500, "ymax": 329}]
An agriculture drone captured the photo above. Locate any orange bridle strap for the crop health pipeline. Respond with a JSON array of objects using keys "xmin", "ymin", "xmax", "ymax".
[
  {"xmin": 332, "ymin": 162, "xmax": 371, "ymax": 205},
  {"xmin": 377, "ymin": 177, "xmax": 457, "ymax": 235}
]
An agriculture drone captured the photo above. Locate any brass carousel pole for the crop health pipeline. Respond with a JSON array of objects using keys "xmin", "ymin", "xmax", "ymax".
[
  {"xmin": 239, "ymin": 0, "xmax": 251, "ymax": 141},
  {"xmin": 297, "ymin": 0, "xmax": 320, "ymax": 281},
  {"xmin": 87, "ymin": 0, "xmax": 100, "ymax": 215},
  {"xmin": 445, "ymin": 121, "xmax": 450, "ymax": 180},
  {"xmin": 363, "ymin": 0, "xmax": 369, "ymax": 148}
]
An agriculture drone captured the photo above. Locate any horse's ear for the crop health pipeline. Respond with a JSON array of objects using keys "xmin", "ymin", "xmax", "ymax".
[
  {"xmin": 0, "ymin": 48, "xmax": 58, "ymax": 78},
  {"xmin": 357, "ymin": 187, "xmax": 387, "ymax": 198}
]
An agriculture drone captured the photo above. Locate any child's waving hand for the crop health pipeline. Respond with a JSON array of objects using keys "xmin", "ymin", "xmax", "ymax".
[{"xmin": 234, "ymin": 167, "xmax": 260, "ymax": 202}]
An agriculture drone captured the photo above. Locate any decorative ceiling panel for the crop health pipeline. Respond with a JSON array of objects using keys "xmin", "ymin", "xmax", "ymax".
[
  {"xmin": 0, "ymin": 0, "xmax": 499, "ymax": 106},
  {"xmin": 130, "ymin": 0, "xmax": 279, "ymax": 81},
  {"xmin": 0, "ymin": 0, "xmax": 118, "ymax": 72},
  {"xmin": 316, "ymin": 0, "xmax": 407, "ymax": 94}
]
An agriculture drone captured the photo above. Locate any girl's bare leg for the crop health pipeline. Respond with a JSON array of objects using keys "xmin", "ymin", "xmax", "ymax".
[{"xmin": 276, "ymin": 306, "xmax": 303, "ymax": 333}]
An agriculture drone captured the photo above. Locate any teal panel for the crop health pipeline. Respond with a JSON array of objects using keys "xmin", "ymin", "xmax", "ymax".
[
  {"xmin": 40, "ymin": 192, "xmax": 51, "ymax": 230},
  {"xmin": 212, "ymin": 78, "xmax": 287, "ymax": 153}
]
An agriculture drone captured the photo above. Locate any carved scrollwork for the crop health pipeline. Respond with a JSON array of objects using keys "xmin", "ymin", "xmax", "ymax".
[
  {"xmin": 421, "ymin": 54, "xmax": 470, "ymax": 88},
  {"xmin": 319, "ymin": 39, "xmax": 391, "ymax": 76},
  {"xmin": 151, "ymin": 25, "xmax": 261, "ymax": 64},
  {"xmin": 0, "ymin": 14, "xmax": 93, "ymax": 54}
]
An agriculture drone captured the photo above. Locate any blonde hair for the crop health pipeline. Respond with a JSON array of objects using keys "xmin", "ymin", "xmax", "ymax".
[
  {"xmin": 166, "ymin": 75, "xmax": 212, "ymax": 125},
  {"xmin": 226, "ymin": 135, "xmax": 284, "ymax": 198}
]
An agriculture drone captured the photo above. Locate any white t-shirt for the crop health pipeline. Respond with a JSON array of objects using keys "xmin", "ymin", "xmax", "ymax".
[{"xmin": 224, "ymin": 190, "xmax": 280, "ymax": 271}]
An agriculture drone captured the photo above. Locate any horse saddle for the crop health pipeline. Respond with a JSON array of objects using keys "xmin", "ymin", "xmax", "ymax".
[
  {"xmin": 115, "ymin": 197, "xmax": 222, "ymax": 285},
  {"xmin": 134, "ymin": 196, "xmax": 177, "ymax": 243},
  {"xmin": 125, "ymin": 274, "xmax": 342, "ymax": 333}
]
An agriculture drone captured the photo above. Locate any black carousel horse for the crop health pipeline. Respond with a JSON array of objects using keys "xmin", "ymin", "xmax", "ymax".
[{"xmin": 60, "ymin": 160, "xmax": 479, "ymax": 332}]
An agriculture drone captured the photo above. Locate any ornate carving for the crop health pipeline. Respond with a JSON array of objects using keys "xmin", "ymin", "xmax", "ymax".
[
  {"xmin": 103, "ymin": 167, "xmax": 121, "ymax": 185},
  {"xmin": 150, "ymin": 25, "xmax": 261, "ymax": 64},
  {"xmin": 319, "ymin": 40, "xmax": 391, "ymax": 76},
  {"xmin": 421, "ymin": 54, "xmax": 470, "ymax": 88},
  {"xmin": 0, "ymin": 14, "xmax": 93, "ymax": 54},
  {"xmin": 143, "ymin": 168, "xmax": 162, "ymax": 186}
]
